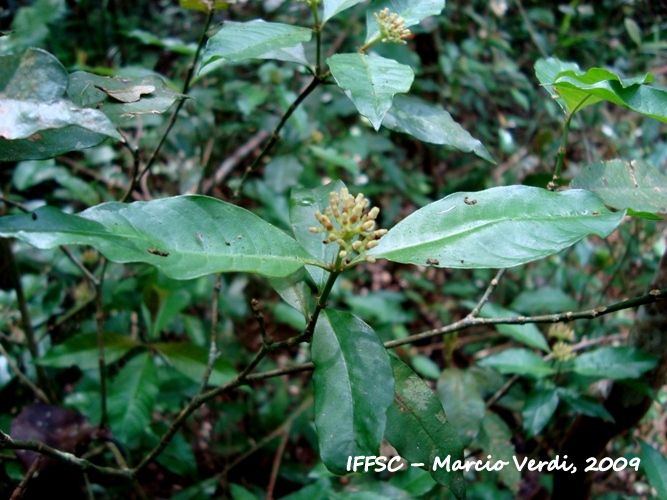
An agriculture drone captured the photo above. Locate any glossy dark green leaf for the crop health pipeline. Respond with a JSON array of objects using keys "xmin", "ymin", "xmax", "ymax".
[
  {"xmin": 68, "ymin": 72, "xmax": 185, "ymax": 126},
  {"xmin": 478, "ymin": 348, "xmax": 555, "ymax": 378},
  {"xmin": 289, "ymin": 180, "xmax": 345, "ymax": 289},
  {"xmin": 0, "ymin": 48, "xmax": 122, "ymax": 160},
  {"xmin": 365, "ymin": 0, "xmax": 446, "ymax": 43},
  {"xmin": 155, "ymin": 343, "xmax": 236, "ymax": 386},
  {"xmin": 108, "ymin": 352, "xmax": 159, "ymax": 444},
  {"xmin": 385, "ymin": 356, "xmax": 466, "ymax": 499},
  {"xmin": 312, "ymin": 310, "xmax": 394, "ymax": 475},
  {"xmin": 436, "ymin": 368, "xmax": 485, "ymax": 447},
  {"xmin": 382, "ymin": 94, "xmax": 494, "ymax": 163},
  {"xmin": 328, "ymin": 53, "xmax": 414, "ymax": 130},
  {"xmin": 522, "ymin": 387, "xmax": 559, "ymax": 436},
  {"xmin": 476, "ymin": 411, "xmax": 520, "ymax": 491},
  {"xmin": 572, "ymin": 347, "xmax": 658, "ymax": 380},
  {"xmin": 0, "ymin": 195, "xmax": 312, "ymax": 279},
  {"xmin": 571, "ymin": 159, "xmax": 667, "ymax": 215},
  {"xmin": 201, "ymin": 20, "xmax": 312, "ymax": 67},
  {"xmin": 557, "ymin": 389, "xmax": 614, "ymax": 422},
  {"xmin": 641, "ymin": 441, "xmax": 667, "ymax": 498},
  {"xmin": 38, "ymin": 332, "xmax": 142, "ymax": 370},
  {"xmin": 368, "ymin": 186, "xmax": 625, "ymax": 269},
  {"xmin": 323, "ymin": 0, "xmax": 364, "ymax": 23},
  {"xmin": 535, "ymin": 58, "xmax": 667, "ymax": 121}
]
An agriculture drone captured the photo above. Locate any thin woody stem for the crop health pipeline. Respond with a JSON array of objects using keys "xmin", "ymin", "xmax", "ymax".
[{"xmin": 233, "ymin": 76, "xmax": 324, "ymax": 198}]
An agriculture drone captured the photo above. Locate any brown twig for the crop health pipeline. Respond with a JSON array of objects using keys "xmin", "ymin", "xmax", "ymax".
[
  {"xmin": 1, "ymin": 239, "xmax": 56, "ymax": 402},
  {"xmin": 466, "ymin": 268, "xmax": 507, "ymax": 318},
  {"xmin": 266, "ymin": 428, "xmax": 290, "ymax": 500},
  {"xmin": 10, "ymin": 456, "xmax": 41, "ymax": 500},
  {"xmin": 0, "ymin": 430, "xmax": 133, "ymax": 480},
  {"xmin": 0, "ymin": 343, "xmax": 49, "ymax": 403},
  {"xmin": 94, "ymin": 260, "xmax": 109, "ymax": 429},
  {"xmin": 201, "ymin": 130, "xmax": 270, "ymax": 193}
]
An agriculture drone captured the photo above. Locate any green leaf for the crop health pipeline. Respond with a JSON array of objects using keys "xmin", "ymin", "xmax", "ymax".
[
  {"xmin": 478, "ymin": 348, "xmax": 555, "ymax": 378},
  {"xmin": 557, "ymin": 389, "xmax": 614, "ymax": 422},
  {"xmin": 312, "ymin": 310, "xmax": 394, "ymax": 475},
  {"xmin": 270, "ymin": 268, "xmax": 316, "ymax": 319},
  {"xmin": 365, "ymin": 0, "xmax": 446, "ymax": 43},
  {"xmin": 624, "ymin": 18, "xmax": 642, "ymax": 46},
  {"xmin": 0, "ymin": 195, "xmax": 312, "ymax": 279},
  {"xmin": 108, "ymin": 352, "xmax": 159, "ymax": 444},
  {"xmin": 289, "ymin": 180, "xmax": 345, "ymax": 289},
  {"xmin": 126, "ymin": 29, "xmax": 197, "ymax": 55},
  {"xmin": 465, "ymin": 301, "xmax": 549, "ymax": 351},
  {"xmin": 535, "ymin": 58, "xmax": 667, "ymax": 121},
  {"xmin": 476, "ymin": 412, "xmax": 520, "ymax": 491},
  {"xmin": 390, "ymin": 467, "xmax": 437, "ymax": 497},
  {"xmin": 641, "ymin": 441, "xmax": 667, "ymax": 499},
  {"xmin": 0, "ymin": 48, "xmax": 123, "ymax": 160},
  {"xmin": 384, "ymin": 356, "xmax": 466, "ymax": 499},
  {"xmin": 534, "ymin": 57, "xmax": 581, "ymax": 110},
  {"xmin": 368, "ymin": 186, "xmax": 625, "ymax": 268},
  {"xmin": 436, "ymin": 368, "xmax": 485, "ymax": 446},
  {"xmin": 522, "ymin": 387, "xmax": 559, "ymax": 437},
  {"xmin": 509, "ymin": 287, "xmax": 578, "ymax": 314},
  {"xmin": 571, "ymin": 159, "xmax": 667, "ymax": 215},
  {"xmin": 572, "ymin": 347, "xmax": 658, "ymax": 380},
  {"xmin": 154, "ymin": 343, "xmax": 236, "ymax": 386},
  {"xmin": 38, "ymin": 332, "xmax": 142, "ymax": 370},
  {"xmin": 201, "ymin": 20, "xmax": 312, "ymax": 67},
  {"xmin": 327, "ymin": 53, "xmax": 414, "ymax": 130},
  {"xmin": 382, "ymin": 94, "xmax": 494, "ymax": 163},
  {"xmin": 13, "ymin": 159, "xmax": 100, "ymax": 206},
  {"xmin": 68, "ymin": 72, "xmax": 185, "ymax": 127},
  {"xmin": 323, "ymin": 0, "xmax": 364, "ymax": 23},
  {"xmin": 179, "ymin": 0, "xmax": 229, "ymax": 12}
]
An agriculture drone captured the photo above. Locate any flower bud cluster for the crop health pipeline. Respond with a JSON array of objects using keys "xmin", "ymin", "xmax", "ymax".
[
  {"xmin": 373, "ymin": 8, "xmax": 411, "ymax": 44},
  {"xmin": 548, "ymin": 324, "xmax": 576, "ymax": 362},
  {"xmin": 551, "ymin": 341, "xmax": 575, "ymax": 362},
  {"xmin": 309, "ymin": 187, "xmax": 387, "ymax": 266}
]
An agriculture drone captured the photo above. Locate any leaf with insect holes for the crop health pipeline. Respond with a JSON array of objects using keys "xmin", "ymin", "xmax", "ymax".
[
  {"xmin": 68, "ymin": 72, "xmax": 185, "ymax": 126},
  {"xmin": 0, "ymin": 195, "xmax": 314, "ymax": 279},
  {"xmin": 368, "ymin": 186, "xmax": 625, "ymax": 268},
  {"xmin": 0, "ymin": 48, "xmax": 123, "ymax": 160}
]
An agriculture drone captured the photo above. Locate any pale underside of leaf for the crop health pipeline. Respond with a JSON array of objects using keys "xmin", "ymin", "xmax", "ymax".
[
  {"xmin": 368, "ymin": 186, "xmax": 625, "ymax": 268},
  {"xmin": 571, "ymin": 159, "xmax": 667, "ymax": 215},
  {"xmin": 382, "ymin": 94, "xmax": 494, "ymax": 163},
  {"xmin": 0, "ymin": 195, "xmax": 313, "ymax": 279},
  {"xmin": 323, "ymin": 0, "xmax": 364, "ymax": 23},
  {"xmin": 201, "ymin": 20, "xmax": 312, "ymax": 67}
]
